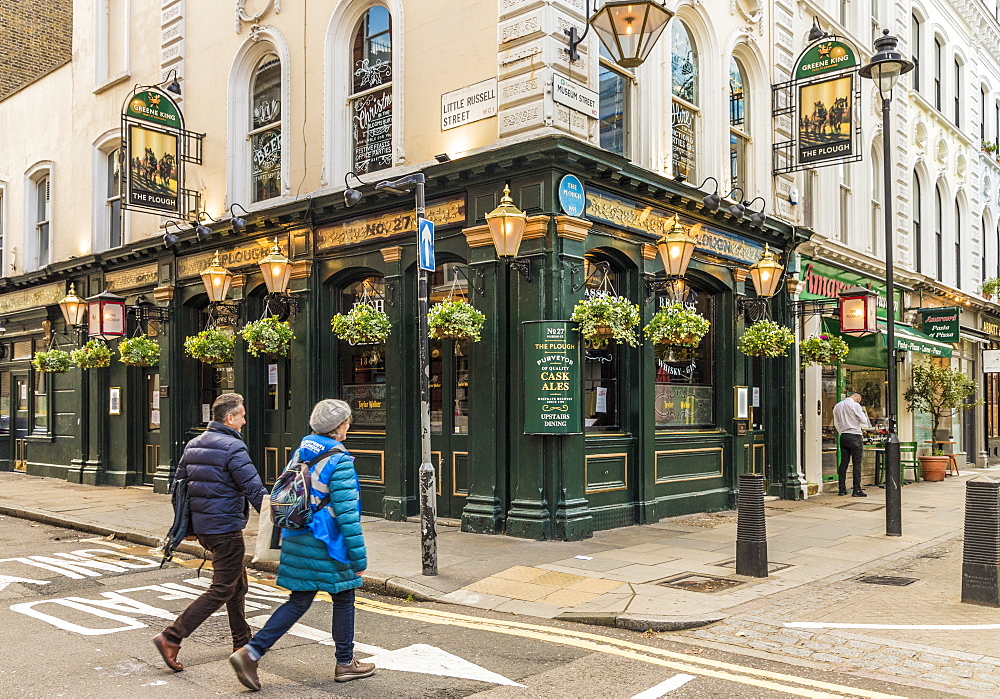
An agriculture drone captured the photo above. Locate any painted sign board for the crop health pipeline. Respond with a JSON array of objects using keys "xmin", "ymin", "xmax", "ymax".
[
  {"xmin": 919, "ymin": 306, "xmax": 960, "ymax": 343},
  {"xmin": 441, "ymin": 78, "xmax": 498, "ymax": 130},
  {"xmin": 799, "ymin": 257, "xmax": 901, "ymax": 321},
  {"xmin": 794, "ymin": 41, "xmax": 858, "ymax": 79},
  {"xmin": 558, "ymin": 174, "xmax": 586, "ymax": 217},
  {"xmin": 553, "ymin": 76, "xmax": 599, "ymax": 118},
  {"xmin": 523, "ymin": 321, "xmax": 582, "ymax": 435}
]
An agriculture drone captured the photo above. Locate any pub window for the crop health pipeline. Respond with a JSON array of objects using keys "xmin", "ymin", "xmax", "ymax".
[
  {"xmin": 599, "ymin": 45, "xmax": 631, "ymax": 157},
  {"xmin": 428, "ymin": 263, "xmax": 470, "ymax": 435},
  {"xmin": 654, "ymin": 284, "xmax": 715, "ymax": 428},
  {"xmin": 198, "ymin": 307, "xmax": 235, "ymax": 425},
  {"xmin": 582, "ymin": 258, "xmax": 624, "ymax": 432},
  {"xmin": 339, "ymin": 277, "xmax": 386, "ymax": 429},
  {"xmin": 729, "ymin": 57, "xmax": 749, "ymax": 192},
  {"xmin": 148, "ymin": 372, "xmax": 161, "ymax": 430},
  {"xmin": 350, "ymin": 6, "xmax": 393, "ymax": 176},
  {"xmin": 912, "ymin": 173, "xmax": 923, "ymax": 272},
  {"xmin": 671, "ymin": 20, "xmax": 698, "ymax": 182},
  {"xmin": 249, "ymin": 54, "xmax": 282, "ymax": 203},
  {"xmin": 105, "ymin": 147, "xmax": 123, "ymax": 249},
  {"xmin": 32, "ymin": 340, "xmax": 49, "ymax": 435}
]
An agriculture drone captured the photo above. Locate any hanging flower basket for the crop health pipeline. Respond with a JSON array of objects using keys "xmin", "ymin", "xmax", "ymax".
[
  {"xmin": 799, "ymin": 334, "xmax": 849, "ymax": 368},
  {"xmin": 330, "ymin": 301, "xmax": 391, "ymax": 345},
  {"xmin": 118, "ymin": 335, "xmax": 160, "ymax": 366},
  {"xmin": 738, "ymin": 320, "xmax": 795, "ymax": 358},
  {"xmin": 643, "ymin": 303, "xmax": 711, "ymax": 349},
  {"xmin": 33, "ymin": 349, "xmax": 73, "ymax": 373},
  {"xmin": 570, "ymin": 295, "xmax": 640, "ymax": 346},
  {"xmin": 241, "ymin": 316, "xmax": 294, "ymax": 357},
  {"xmin": 71, "ymin": 340, "xmax": 112, "ymax": 369},
  {"xmin": 427, "ymin": 300, "xmax": 486, "ymax": 342},
  {"xmin": 184, "ymin": 329, "xmax": 235, "ymax": 364}
]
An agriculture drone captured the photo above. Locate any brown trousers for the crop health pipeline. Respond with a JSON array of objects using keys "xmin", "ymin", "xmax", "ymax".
[{"xmin": 162, "ymin": 530, "xmax": 252, "ymax": 648}]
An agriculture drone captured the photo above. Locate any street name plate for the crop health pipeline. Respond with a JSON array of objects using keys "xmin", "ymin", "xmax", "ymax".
[
  {"xmin": 523, "ymin": 320, "xmax": 582, "ymax": 435},
  {"xmin": 552, "ymin": 75, "xmax": 599, "ymax": 119},
  {"xmin": 441, "ymin": 78, "xmax": 498, "ymax": 131}
]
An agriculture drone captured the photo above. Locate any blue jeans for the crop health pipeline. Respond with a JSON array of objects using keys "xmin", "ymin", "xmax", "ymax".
[{"xmin": 247, "ymin": 588, "xmax": 356, "ymax": 664}]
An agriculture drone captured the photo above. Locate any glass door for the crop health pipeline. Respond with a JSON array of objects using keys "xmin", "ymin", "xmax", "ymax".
[
  {"xmin": 143, "ymin": 370, "xmax": 161, "ymax": 485},
  {"xmin": 12, "ymin": 371, "xmax": 29, "ymax": 472}
]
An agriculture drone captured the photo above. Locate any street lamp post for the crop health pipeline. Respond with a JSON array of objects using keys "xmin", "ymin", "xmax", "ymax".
[
  {"xmin": 860, "ymin": 30, "xmax": 913, "ymax": 537},
  {"xmin": 374, "ymin": 172, "xmax": 438, "ymax": 576}
]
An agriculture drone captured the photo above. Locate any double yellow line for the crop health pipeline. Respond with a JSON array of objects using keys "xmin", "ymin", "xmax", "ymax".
[{"xmin": 355, "ymin": 596, "xmax": 904, "ymax": 699}]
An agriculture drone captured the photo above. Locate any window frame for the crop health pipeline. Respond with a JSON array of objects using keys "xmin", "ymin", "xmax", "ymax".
[
  {"xmin": 935, "ymin": 185, "xmax": 944, "ymax": 281},
  {"xmin": 598, "ymin": 50, "xmax": 633, "ymax": 158},
  {"xmin": 839, "ymin": 163, "xmax": 852, "ymax": 243},
  {"xmin": 955, "ymin": 202, "xmax": 962, "ymax": 288},
  {"xmin": 93, "ymin": 0, "xmax": 131, "ymax": 90},
  {"xmin": 33, "ymin": 174, "xmax": 51, "ymax": 270},
  {"xmin": 934, "ymin": 38, "xmax": 943, "ymax": 111},
  {"xmin": 912, "ymin": 173, "xmax": 922, "ymax": 273},
  {"xmin": 348, "ymin": 6, "xmax": 394, "ymax": 177},
  {"xmin": 729, "ymin": 57, "xmax": 750, "ymax": 193},
  {"xmin": 911, "ymin": 14, "xmax": 921, "ymax": 92},
  {"xmin": 670, "ymin": 20, "xmax": 699, "ymax": 183}
]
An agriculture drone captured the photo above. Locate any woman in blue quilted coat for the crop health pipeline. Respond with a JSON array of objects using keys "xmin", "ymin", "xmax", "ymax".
[{"xmin": 229, "ymin": 399, "xmax": 374, "ymax": 691}]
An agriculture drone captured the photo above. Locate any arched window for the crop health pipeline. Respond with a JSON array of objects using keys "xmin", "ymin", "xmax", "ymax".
[
  {"xmin": 105, "ymin": 147, "xmax": 122, "ymax": 248},
  {"xmin": 350, "ymin": 6, "xmax": 393, "ymax": 175},
  {"xmin": 338, "ymin": 276, "xmax": 386, "ymax": 429},
  {"xmin": 250, "ymin": 54, "xmax": 282, "ymax": 202},
  {"xmin": 870, "ymin": 145, "xmax": 882, "ymax": 254},
  {"xmin": 429, "ymin": 262, "xmax": 470, "ymax": 435},
  {"xmin": 982, "ymin": 215, "xmax": 988, "ymax": 283},
  {"xmin": 935, "ymin": 185, "xmax": 944, "ymax": 280},
  {"xmin": 671, "ymin": 21, "xmax": 698, "ymax": 181},
  {"xmin": 955, "ymin": 202, "xmax": 962, "ymax": 287},
  {"xmin": 599, "ymin": 45, "xmax": 631, "ymax": 156},
  {"xmin": 912, "ymin": 173, "xmax": 923, "ymax": 272},
  {"xmin": 729, "ymin": 58, "xmax": 749, "ymax": 192}
]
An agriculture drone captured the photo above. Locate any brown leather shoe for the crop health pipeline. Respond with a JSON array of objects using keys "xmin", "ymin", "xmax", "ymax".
[
  {"xmin": 229, "ymin": 648, "xmax": 261, "ymax": 691},
  {"xmin": 152, "ymin": 633, "xmax": 184, "ymax": 672},
  {"xmin": 335, "ymin": 657, "xmax": 375, "ymax": 682}
]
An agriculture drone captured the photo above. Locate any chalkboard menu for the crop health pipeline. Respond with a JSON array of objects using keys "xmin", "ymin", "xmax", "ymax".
[
  {"xmin": 353, "ymin": 87, "xmax": 393, "ymax": 174},
  {"xmin": 524, "ymin": 321, "xmax": 582, "ymax": 435}
]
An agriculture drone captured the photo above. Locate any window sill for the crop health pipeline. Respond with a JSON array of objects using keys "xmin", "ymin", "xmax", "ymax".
[
  {"xmin": 26, "ymin": 432, "xmax": 54, "ymax": 443},
  {"xmin": 93, "ymin": 71, "xmax": 132, "ymax": 95}
]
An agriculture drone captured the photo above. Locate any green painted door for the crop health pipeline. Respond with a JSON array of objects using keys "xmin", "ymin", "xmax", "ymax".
[
  {"xmin": 258, "ymin": 354, "xmax": 293, "ymax": 487},
  {"xmin": 12, "ymin": 371, "xmax": 29, "ymax": 472},
  {"xmin": 142, "ymin": 369, "xmax": 161, "ymax": 485},
  {"xmin": 429, "ymin": 339, "xmax": 470, "ymax": 519}
]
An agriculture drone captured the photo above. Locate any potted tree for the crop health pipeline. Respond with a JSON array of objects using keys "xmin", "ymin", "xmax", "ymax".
[
  {"xmin": 799, "ymin": 333, "xmax": 849, "ymax": 368},
  {"xmin": 71, "ymin": 340, "xmax": 112, "ymax": 369},
  {"xmin": 32, "ymin": 348, "xmax": 73, "ymax": 373},
  {"xmin": 118, "ymin": 336, "xmax": 160, "ymax": 366},
  {"xmin": 737, "ymin": 320, "xmax": 795, "ymax": 357},
  {"xmin": 570, "ymin": 294, "xmax": 640, "ymax": 346},
  {"xmin": 982, "ymin": 277, "xmax": 1000, "ymax": 301},
  {"xmin": 903, "ymin": 360, "xmax": 982, "ymax": 481},
  {"xmin": 184, "ymin": 329, "xmax": 235, "ymax": 364},
  {"xmin": 427, "ymin": 300, "xmax": 486, "ymax": 342},
  {"xmin": 330, "ymin": 301, "xmax": 391, "ymax": 345},
  {"xmin": 241, "ymin": 316, "xmax": 294, "ymax": 357},
  {"xmin": 643, "ymin": 303, "xmax": 711, "ymax": 349}
]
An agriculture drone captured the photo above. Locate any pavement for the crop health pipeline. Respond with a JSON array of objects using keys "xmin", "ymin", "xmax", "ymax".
[{"xmin": 3, "ymin": 468, "xmax": 1000, "ymax": 696}]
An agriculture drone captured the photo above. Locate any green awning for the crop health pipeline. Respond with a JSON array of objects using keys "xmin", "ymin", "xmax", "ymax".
[{"xmin": 821, "ymin": 319, "xmax": 952, "ymax": 368}]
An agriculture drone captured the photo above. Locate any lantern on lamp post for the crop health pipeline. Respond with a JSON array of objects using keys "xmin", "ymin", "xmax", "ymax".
[
  {"xmin": 58, "ymin": 283, "xmax": 87, "ymax": 328},
  {"xmin": 748, "ymin": 245, "xmax": 784, "ymax": 299},
  {"xmin": 258, "ymin": 238, "xmax": 292, "ymax": 295},
  {"xmin": 838, "ymin": 286, "xmax": 878, "ymax": 337},
  {"xmin": 86, "ymin": 290, "xmax": 126, "ymax": 340},
  {"xmin": 200, "ymin": 252, "xmax": 233, "ymax": 303}
]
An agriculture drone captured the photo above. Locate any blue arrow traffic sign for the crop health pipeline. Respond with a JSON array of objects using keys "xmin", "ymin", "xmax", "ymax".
[{"xmin": 418, "ymin": 218, "xmax": 435, "ymax": 272}]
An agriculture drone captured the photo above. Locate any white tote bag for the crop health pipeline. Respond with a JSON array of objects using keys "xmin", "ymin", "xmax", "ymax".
[{"xmin": 251, "ymin": 495, "xmax": 281, "ymax": 563}]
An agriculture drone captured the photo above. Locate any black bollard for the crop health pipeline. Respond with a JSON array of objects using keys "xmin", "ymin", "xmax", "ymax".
[
  {"xmin": 962, "ymin": 478, "xmax": 1000, "ymax": 607},
  {"xmin": 736, "ymin": 473, "xmax": 768, "ymax": 578}
]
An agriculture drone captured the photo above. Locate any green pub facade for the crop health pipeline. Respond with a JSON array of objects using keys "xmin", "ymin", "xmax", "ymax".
[{"xmin": 0, "ymin": 138, "xmax": 808, "ymax": 540}]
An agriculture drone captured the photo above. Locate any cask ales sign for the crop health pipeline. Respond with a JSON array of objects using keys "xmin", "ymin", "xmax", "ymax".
[{"xmin": 523, "ymin": 321, "xmax": 582, "ymax": 435}]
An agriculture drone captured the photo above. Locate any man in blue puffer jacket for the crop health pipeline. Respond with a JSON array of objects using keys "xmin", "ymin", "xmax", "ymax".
[{"xmin": 153, "ymin": 392, "xmax": 268, "ymax": 673}]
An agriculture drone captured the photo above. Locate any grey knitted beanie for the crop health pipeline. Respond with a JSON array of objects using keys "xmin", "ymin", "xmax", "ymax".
[{"xmin": 309, "ymin": 399, "xmax": 352, "ymax": 435}]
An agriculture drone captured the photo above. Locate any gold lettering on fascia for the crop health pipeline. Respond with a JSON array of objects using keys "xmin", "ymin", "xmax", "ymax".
[
  {"xmin": 0, "ymin": 282, "xmax": 65, "ymax": 314},
  {"xmin": 177, "ymin": 236, "xmax": 289, "ymax": 279},
  {"xmin": 586, "ymin": 192, "xmax": 763, "ymax": 266},
  {"xmin": 316, "ymin": 197, "xmax": 466, "ymax": 251},
  {"xmin": 105, "ymin": 263, "xmax": 159, "ymax": 291}
]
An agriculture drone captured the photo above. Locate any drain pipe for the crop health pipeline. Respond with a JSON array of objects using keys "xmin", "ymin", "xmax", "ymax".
[
  {"xmin": 736, "ymin": 473, "xmax": 768, "ymax": 578},
  {"xmin": 962, "ymin": 478, "xmax": 1000, "ymax": 606}
]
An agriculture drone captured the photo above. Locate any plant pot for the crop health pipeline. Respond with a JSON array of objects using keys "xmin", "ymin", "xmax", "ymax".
[
  {"xmin": 121, "ymin": 360, "xmax": 151, "ymax": 367},
  {"xmin": 594, "ymin": 324, "xmax": 616, "ymax": 338},
  {"xmin": 433, "ymin": 330, "xmax": 473, "ymax": 341},
  {"xmin": 918, "ymin": 454, "xmax": 949, "ymax": 481}
]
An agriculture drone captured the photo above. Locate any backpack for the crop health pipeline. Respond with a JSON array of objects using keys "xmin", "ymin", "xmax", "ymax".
[
  {"xmin": 269, "ymin": 446, "xmax": 344, "ymax": 530},
  {"xmin": 159, "ymin": 477, "xmax": 192, "ymax": 568}
]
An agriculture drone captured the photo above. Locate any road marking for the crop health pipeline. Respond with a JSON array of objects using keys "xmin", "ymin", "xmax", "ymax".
[
  {"xmin": 788, "ymin": 622, "xmax": 1000, "ymax": 630},
  {"xmin": 247, "ymin": 615, "xmax": 524, "ymax": 686},
  {"xmin": 0, "ymin": 574, "xmax": 50, "ymax": 591},
  {"xmin": 630, "ymin": 674, "xmax": 696, "ymax": 698},
  {"xmin": 354, "ymin": 597, "xmax": 904, "ymax": 699}
]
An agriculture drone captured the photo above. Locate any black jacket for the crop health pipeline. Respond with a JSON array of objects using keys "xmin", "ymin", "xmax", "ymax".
[{"xmin": 174, "ymin": 421, "xmax": 268, "ymax": 535}]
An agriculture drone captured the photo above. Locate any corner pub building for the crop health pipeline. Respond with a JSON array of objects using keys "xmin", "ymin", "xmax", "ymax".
[{"xmin": 0, "ymin": 137, "xmax": 807, "ymax": 540}]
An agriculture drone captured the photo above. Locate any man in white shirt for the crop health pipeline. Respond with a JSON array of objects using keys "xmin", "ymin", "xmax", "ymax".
[{"xmin": 832, "ymin": 392, "xmax": 870, "ymax": 497}]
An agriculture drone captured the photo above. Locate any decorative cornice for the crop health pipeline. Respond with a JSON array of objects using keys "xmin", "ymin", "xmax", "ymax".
[
  {"xmin": 554, "ymin": 215, "xmax": 591, "ymax": 241},
  {"xmin": 462, "ymin": 224, "xmax": 493, "ymax": 249},
  {"xmin": 380, "ymin": 246, "xmax": 403, "ymax": 263},
  {"xmin": 289, "ymin": 260, "xmax": 311, "ymax": 280},
  {"xmin": 522, "ymin": 215, "xmax": 549, "ymax": 240},
  {"xmin": 153, "ymin": 285, "xmax": 175, "ymax": 303},
  {"xmin": 641, "ymin": 244, "xmax": 658, "ymax": 260}
]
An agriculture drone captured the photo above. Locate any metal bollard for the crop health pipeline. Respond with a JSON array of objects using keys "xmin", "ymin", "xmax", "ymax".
[
  {"xmin": 736, "ymin": 473, "xmax": 768, "ymax": 578},
  {"xmin": 962, "ymin": 478, "xmax": 1000, "ymax": 607}
]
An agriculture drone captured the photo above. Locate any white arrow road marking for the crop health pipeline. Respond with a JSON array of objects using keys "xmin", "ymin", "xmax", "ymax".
[
  {"xmin": 247, "ymin": 615, "xmax": 524, "ymax": 686},
  {"xmin": 787, "ymin": 622, "xmax": 1000, "ymax": 630},
  {"xmin": 630, "ymin": 674, "xmax": 696, "ymax": 698},
  {"xmin": 0, "ymin": 574, "xmax": 50, "ymax": 591}
]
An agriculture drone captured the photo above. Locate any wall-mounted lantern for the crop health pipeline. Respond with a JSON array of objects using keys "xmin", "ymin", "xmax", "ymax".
[
  {"xmin": 87, "ymin": 290, "xmax": 126, "ymax": 340},
  {"xmin": 748, "ymin": 245, "xmax": 784, "ymax": 298},
  {"xmin": 201, "ymin": 252, "xmax": 233, "ymax": 303},
  {"xmin": 657, "ymin": 218, "xmax": 697, "ymax": 278},
  {"xmin": 486, "ymin": 185, "xmax": 527, "ymax": 258},
  {"xmin": 568, "ymin": 0, "xmax": 674, "ymax": 69},
  {"xmin": 839, "ymin": 286, "xmax": 878, "ymax": 336},
  {"xmin": 58, "ymin": 283, "xmax": 88, "ymax": 327},
  {"xmin": 258, "ymin": 239, "xmax": 292, "ymax": 295}
]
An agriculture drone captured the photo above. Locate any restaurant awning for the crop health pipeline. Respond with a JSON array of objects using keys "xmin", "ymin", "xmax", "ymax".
[{"xmin": 821, "ymin": 319, "xmax": 952, "ymax": 368}]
